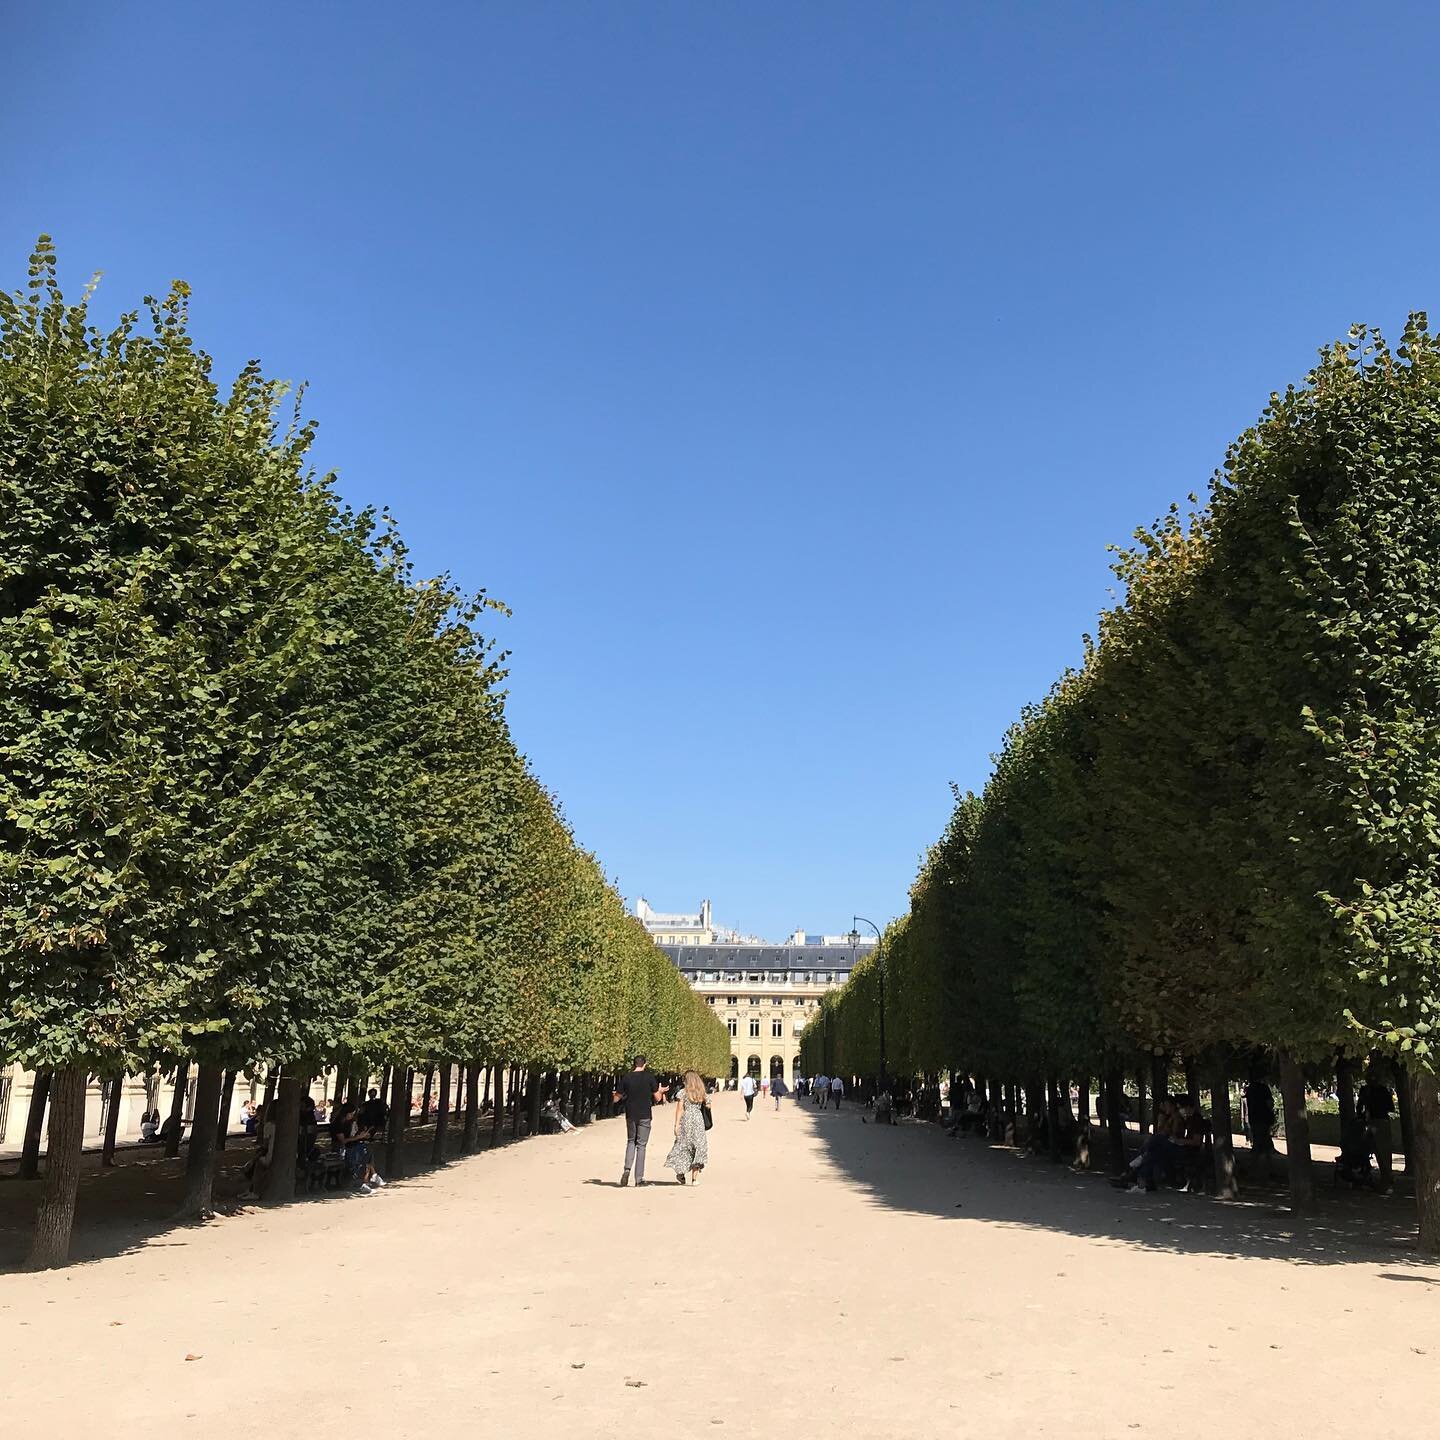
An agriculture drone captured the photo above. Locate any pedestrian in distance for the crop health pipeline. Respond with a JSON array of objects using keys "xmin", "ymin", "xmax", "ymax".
[
  {"xmin": 739, "ymin": 1071, "xmax": 757, "ymax": 1119},
  {"xmin": 830, "ymin": 1074, "xmax": 844, "ymax": 1110},
  {"xmin": 771, "ymin": 1076, "xmax": 788, "ymax": 1110},
  {"xmin": 666, "ymin": 1070, "xmax": 710, "ymax": 1184},
  {"xmin": 816, "ymin": 1073, "xmax": 829, "ymax": 1109},
  {"xmin": 614, "ymin": 1055, "xmax": 664, "ymax": 1186}
]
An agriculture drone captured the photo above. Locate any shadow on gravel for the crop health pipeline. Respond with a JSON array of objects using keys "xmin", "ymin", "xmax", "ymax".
[
  {"xmin": 797, "ymin": 1101, "xmax": 1434, "ymax": 1269},
  {"xmin": 0, "ymin": 1118, "xmax": 576, "ymax": 1273}
]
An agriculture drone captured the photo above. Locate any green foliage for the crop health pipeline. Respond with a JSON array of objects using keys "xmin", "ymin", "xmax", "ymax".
[
  {"xmin": 809, "ymin": 318, "xmax": 1440, "ymax": 1088},
  {"xmin": 0, "ymin": 239, "xmax": 726, "ymax": 1086}
]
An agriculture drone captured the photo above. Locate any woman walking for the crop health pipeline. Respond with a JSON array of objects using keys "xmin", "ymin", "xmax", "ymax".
[{"xmin": 666, "ymin": 1069, "xmax": 710, "ymax": 1185}]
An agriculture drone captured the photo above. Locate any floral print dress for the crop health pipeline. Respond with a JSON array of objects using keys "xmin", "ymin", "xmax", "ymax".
[{"xmin": 665, "ymin": 1096, "xmax": 709, "ymax": 1175}]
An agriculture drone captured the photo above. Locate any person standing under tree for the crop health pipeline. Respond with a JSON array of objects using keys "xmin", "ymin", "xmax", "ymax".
[{"xmin": 614, "ymin": 1055, "xmax": 663, "ymax": 1187}]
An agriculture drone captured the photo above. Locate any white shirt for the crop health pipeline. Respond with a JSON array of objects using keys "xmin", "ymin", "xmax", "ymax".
[
  {"xmin": 739, "ymin": 1076, "xmax": 756, "ymax": 1097},
  {"xmin": 830, "ymin": 1077, "xmax": 843, "ymax": 1093}
]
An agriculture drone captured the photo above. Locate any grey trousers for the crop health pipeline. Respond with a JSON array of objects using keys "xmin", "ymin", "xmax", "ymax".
[{"xmin": 624, "ymin": 1115, "xmax": 651, "ymax": 1181}]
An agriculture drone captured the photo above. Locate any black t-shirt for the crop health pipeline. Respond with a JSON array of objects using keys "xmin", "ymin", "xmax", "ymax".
[
  {"xmin": 359, "ymin": 1099, "xmax": 387, "ymax": 1132},
  {"xmin": 615, "ymin": 1070, "xmax": 659, "ymax": 1121}
]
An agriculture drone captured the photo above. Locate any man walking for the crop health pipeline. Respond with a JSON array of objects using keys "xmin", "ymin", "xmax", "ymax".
[
  {"xmin": 816, "ymin": 1073, "xmax": 829, "ymax": 1109},
  {"xmin": 830, "ymin": 1073, "xmax": 844, "ymax": 1110},
  {"xmin": 613, "ymin": 1055, "xmax": 662, "ymax": 1187},
  {"xmin": 739, "ymin": 1071, "xmax": 757, "ymax": 1119}
]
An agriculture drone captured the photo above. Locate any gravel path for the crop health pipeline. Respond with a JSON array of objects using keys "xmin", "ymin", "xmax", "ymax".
[{"xmin": 4, "ymin": 1091, "xmax": 1437, "ymax": 1438}]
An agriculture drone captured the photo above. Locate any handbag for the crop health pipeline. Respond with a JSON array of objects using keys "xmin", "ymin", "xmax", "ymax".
[{"xmin": 701, "ymin": 1100, "xmax": 714, "ymax": 1131}]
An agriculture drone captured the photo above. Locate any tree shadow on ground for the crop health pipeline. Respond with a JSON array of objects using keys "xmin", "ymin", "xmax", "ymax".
[
  {"xmin": 0, "ymin": 1117, "xmax": 573, "ymax": 1272},
  {"xmin": 798, "ymin": 1102, "xmax": 1434, "ymax": 1268}
]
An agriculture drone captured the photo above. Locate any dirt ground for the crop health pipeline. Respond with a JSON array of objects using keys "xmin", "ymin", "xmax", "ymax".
[{"xmin": 2, "ymin": 1091, "xmax": 1437, "ymax": 1439}]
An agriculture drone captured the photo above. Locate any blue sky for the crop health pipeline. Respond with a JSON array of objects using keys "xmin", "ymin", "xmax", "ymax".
[{"xmin": 5, "ymin": 4, "xmax": 1439, "ymax": 940}]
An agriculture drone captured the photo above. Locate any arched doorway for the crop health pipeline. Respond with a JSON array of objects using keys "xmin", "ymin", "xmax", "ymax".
[
  {"xmin": 728, "ymin": 1055, "xmax": 739, "ymax": 1080},
  {"xmin": 746, "ymin": 1055, "xmax": 761, "ymax": 1078},
  {"xmin": 769, "ymin": 1056, "xmax": 784, "ymax": 1080}
]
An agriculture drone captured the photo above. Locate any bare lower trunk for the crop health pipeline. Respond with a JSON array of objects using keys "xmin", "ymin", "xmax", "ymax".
[
  {"xmin": 1277, "ymin": 1051, "xmax": 1314, "ymax": 1211},
  {"xmin": 526, "ymin": 1066, "xmax": 542, "ymax": 1137},
  {"xmin": 1209, "ymin": 1056, "xmax": 1238, "ymax": 1199},
  {"xmin": 988, "ymin": 1076, "xmax": 1004, "ymax": 1141},
  {"xmin": 482, "ymin": 1064, "xmax": 492, "ymax": 1111},
  {"xmin": 1150, "ymin": 1053, "xmax": 1169, "ymax": 1117},
  {"xmin": 1103, "ymin": 1068, "xmax": 1127, "ymax": 1174},
  {"xmin": 26, "ymin": 1067, "xmax": 87, "ymax": 1269},
  {"xmin": 1336, "ymin": 1055, "xmax": 1356, "ymax": 1134},
  {"xmin": 1136, "ymin": 1069, "xmax": 1148, "ymax": 1135},
  {"xmin": 1409, "ymin": 1069, "xmax": 1440, "ymax": 1256},
  {"xmin": 1077, "ymin": 1076, "xmax": 1091, "ymax": 1129},
  {"xmin": 510, "ymin": 1066, "xmax": 523, "ymax": 1138},
  {"xmin": 101, "ymin": 1074, "xmax": 123, "ymax": 1167},
  {"xmin": 463, "ymin": 1064, "xmax": 481, "ymax": 1152},
  {"xmin": 179, "ymin": 1063, "xmax": 225, "ymax": 1220},
  {"xmin": 262, "ymin": 1067, "xmax": 278, "ymax": 1111},
  {"xmin": 164, "ymin": 1061, "xmax": 189, "ymax": 1158},
  {"xmin": 421, "ymin": 1066, "xmax": 435, "ymax": 1122},
  {"xmin": 216, "ymin": 1069, "xmax": 236, "ymax": 1150},
  {"xmin": 262, "ymin": 1075, "xmax": 302, "ymax": 1205},
  {"xmin": 431, "ymin": 1063, "xmax": 451, "ymax": 1165},
  {"xmin": 1396, "ymin": 1066, "xmax": 1415, "ymax": 1173},
  {"xmin": 492, "ymin": 1064, "xmax": 507, "ymax": 1147},
  {"xmin": 18, "ymin": 1070, "xmax": 52, "ymax": 1180},
  {"xmin": 385, "ymin": 1065, "xmax": 407, "ymax": 1179}
]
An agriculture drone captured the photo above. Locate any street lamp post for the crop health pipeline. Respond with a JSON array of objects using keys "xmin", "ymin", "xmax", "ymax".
[{"xmin": 849, "ymin": 915, "xmax": 884, "ymax": 1081}]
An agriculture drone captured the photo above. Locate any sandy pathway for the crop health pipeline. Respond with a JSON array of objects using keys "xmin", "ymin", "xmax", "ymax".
[{"xmin": 3, "ymin": 1092, "xmax": 1437, "ymax": 1439}]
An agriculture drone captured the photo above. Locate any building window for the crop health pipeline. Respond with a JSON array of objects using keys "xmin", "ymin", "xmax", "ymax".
[
  {"xmin": 816, "ymin": 972, "xmax": 830, "ymax": 983},
  {"xmin": 728, "ymin": 1018, "xmax": 738, "ymax": 1037},
  {"xmin": 746, "ymin": 973, "xmax": 762, "ymax": 983},
  {"xmin": 772, "ymin": 1019, "xmax": 783, "ymax": 1038},
  {"xmin": 706, "ymin": 997, "xmax": 715, "ymax": 1005},
  {"xmin": 726, "ymin": 996, "xmax": 737, "ymax": 1005},
  {"xmin": 749, "ymin": 1018, "xmax": 760, "ymax": 1038},
  {"xmin": 749, "ymin": 997, "xmax": 760, "ymax": 1006},
  {"xmin": 771, "ymin": 997, "xmax": 783, "ymax": 1006},
  {"xmin": 794, "ymin": 998, "xmax": 806, "ymax": 1007}
]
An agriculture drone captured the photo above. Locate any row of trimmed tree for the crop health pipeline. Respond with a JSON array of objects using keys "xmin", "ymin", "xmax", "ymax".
[
  {"xmin": 803, "ymin": 318, "xmax": 1440, "ymax": 1253},
  {"xmin": 0, "ymin": 241, "xmax": 729, "ymax": 1267}
]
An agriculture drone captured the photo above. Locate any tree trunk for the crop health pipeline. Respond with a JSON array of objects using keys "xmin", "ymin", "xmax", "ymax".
[
  {"xmin": 1150, "ymin": 1053, "xmax": 1169, "ymax": 1118},
  {"xmin": 384, "ymin": 1064, "xmax": 407, "ymax": 1179},
  {"xmin": 986, "ymin": 1076, "xmax": 1003, "ymax": 1141},
  {"xmin": 1209, "ymin": 1055, "xmax": 1238, "ymax": 1199},
  {"xmin": 431, "ymin": 1063, "xmax": 451, "ymax": 1165},
  {"xmin": 262, "ymin": 1074, "xmax": 302, "ymax": 1205},
  {"xmin": 1045, "ymin": 1073, "xmax": 1061, "ymax": 1160},
  {"xmin": 482, "ymin": 1064, "xmax": 492, "ymax": 1111},
  {"xmin": 262, "ymin": 1067, "xmax": 278, "ymax": 1111},
  {"xmin": 1277, "ymin": 1051, "xmax": 1314, "ymax": 1210},
  {"xmin": 1396, "ymin": 1065, "xmax": 1415, "ymax": 1173},
  {"xmin": 1103, "ymin": 1067, "xmax": 1127, "ymax": 1174},
  {"xmin": 463, "ymin": 1064, "xmax": 481, "ymax": 1152},
  {"xmin": 1077, "ymin": 1075, "xmax": 1091, "ymax": 1129},
  {"xmin": 492, "ymin": 1065, "xmax": 507, "ymax": 1147},
  {"xmin": 179, "ymin": 1063, "xmax": 225, "ymax": 1220},
  {"xmin": 1409, "ymin": 1068, "xmax": 1440, "ymax": 1256},
  {"xmin": 1336, "ymin": 1055, "xmax": 1356, "ymax": 1136},
  {"xmin": 526, "ymin": 1065, "xmax": 542, "ymax": 1137},
  {"xmin": 216, "ymin": 1069, "xmax": 237, "ymax": 1150},
  {"xmin": 1184, "ymin": 1061, "xmax": 1202, "ymax": 1110},
  {"xmin": 101, "ymin": 1074, "xmax": 123, "ymax": 1167},
  {"xmin": 26, "ymin": 1067, "xmax": 87, "ymax": 1269},
  {"xmin": 163, "ymin": 1060, "xmax": 190, "ymax": 1158},
  {"xmin": 510, "ymin": 1066, "xmax": 523, "ymax": 1138},
  {"xmin": 18, "ymin": 1070, "xmax": 52, "ymax": 1180},
  {"xmin": 1136, "ymin": 1068, "xmax": 1148, "ymax": 1135},
  {"xmin": 421, "ymin": 1066, "xmax": 435, "ymax": 1122}
]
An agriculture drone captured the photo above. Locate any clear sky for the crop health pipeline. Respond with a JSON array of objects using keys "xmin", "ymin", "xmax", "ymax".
[{"xmin": 5, "ymin": 4, "xmax": 1439, "ymax": 941}]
